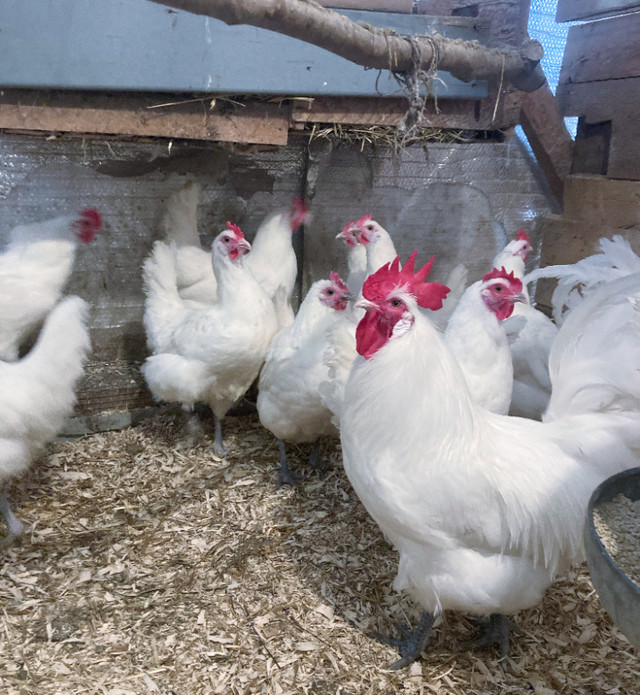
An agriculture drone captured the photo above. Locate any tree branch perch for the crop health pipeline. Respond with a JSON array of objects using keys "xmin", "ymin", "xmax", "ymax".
[{"xmin": 149, "ymin": 0, "xmax": 545, "ymax": 92}]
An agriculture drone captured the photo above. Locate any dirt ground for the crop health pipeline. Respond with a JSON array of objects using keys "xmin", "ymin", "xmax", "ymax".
[{"xmin": 0, "ymin": 410, "xmax": 637, "ymax": 695}]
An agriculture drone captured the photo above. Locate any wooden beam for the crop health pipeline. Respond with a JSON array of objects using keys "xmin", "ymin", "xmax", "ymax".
[
  {"xmin": 557, "ymin": 78, "xmax": 640, "ymax": 180},
  {"xmin": 519, "ymin": 83, "xmax": 573, "ymax": 203},
  {"xmin": 556, "ymin": 0, "xmax": 640, "ymax": 22},
  {"xmin": 0, "ymin": 91, "xmax": 291, "ymax": 145},
  {"xmin": 559, "ymin": 12, "xmax": 640, "ymax": 85}
]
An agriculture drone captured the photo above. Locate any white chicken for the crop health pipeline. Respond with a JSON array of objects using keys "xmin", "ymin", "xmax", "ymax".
[
  {"xmin": 142, "ymin": 222, "xmax": 279, "ymax": 456},
  {"xmin": 162, "ymin": 181, "xmax": 218, "ymax": 306},
  {"xmin": 257, "ymin": 272, "xmax": 352, "ymax": 485},
  {"xmin": 335, "ymin": 219, "xmax": 367, "ymax": 297},
  {"xmin": 493, "ymin": 230, "xmax": 558, "ymax": 420},
  {"xmin": 444, "ymin": 267, "xmax": 525, "ymax": 414},
  {"xmin": 353, "ymin": 215, "xmax": 398, "ymax": 283},
  {"xmin": 525, "ymin": 234, "xmax": 640, "ymax": 326},
  {"xmin": 339, "ymin": 252, "xmax": 640, "ymax": 668},
  {"xmin": 0, "ymin": 295, "xmax": 91, "ymax": 543},
  {"xmin": 161, "ymin": 183, "xmax": 309, "ymax": 329},
  {"xmin": 0, "ymin": 208, "xmax": 101, "ymax": 361}
]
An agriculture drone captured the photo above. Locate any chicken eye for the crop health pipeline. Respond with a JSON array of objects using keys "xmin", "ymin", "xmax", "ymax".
[
  {"xmin": 390, "ymin": 298, "xmax": 403, "ymax": 308},
  {"xmin": 326, "ymin": 289, "xmax": 334, "ymax": 296},
  {"xmin": 223, "ymin": 235, "xmax": 230, "ymax": 243},
  {"xmin": 494, "ymin": 285, "xmax": 503, "ymax": 293}
]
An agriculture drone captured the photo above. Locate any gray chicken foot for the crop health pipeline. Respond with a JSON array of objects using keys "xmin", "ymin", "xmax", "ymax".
[
  {"xmin": 307, "ymin": 439, "xmax": 329, "ymax": 478},
  {"xmin": 212, "ymin": 416, "xmax": 228, "ymax": 458},
  {"xmin": 465, "ymin": 613, "xmax": 513, "ymax": 660},
  {"xmin": 371, "ymin": 610, "xmax": 434, "ymax": 670},
  {"xmin": 277, "ymin": 440, "xmax": 298, "ymax": 487},
  {"xmin": 0, "ymin": 493, "xmax": 24, "ymax": 547},
  {"xmin": 176, "ymin": 407, "xmax": 205, "ymax": 450}
]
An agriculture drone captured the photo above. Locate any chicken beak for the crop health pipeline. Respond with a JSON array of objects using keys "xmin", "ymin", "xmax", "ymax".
[
  {"xmin": 355, "ymin": 298, "xmax": 378, "ymax": 312},
  {"xmin": 514, "ymin": 292, "xmax": 528, "ymax": 305},
  {"xmin": 236, "ymin": 239, "xmax": 252, "ymax": 255}
]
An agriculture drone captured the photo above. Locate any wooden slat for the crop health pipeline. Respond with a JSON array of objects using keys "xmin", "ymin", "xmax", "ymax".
[
  {"xmin": 559, "ymin": 12, "xmax": 640, "ymax": 85},
  {"xmin": 0, "ymin": 91, "xmax": 291, "ymax": 145},
  {"xmin": 557, "ymin": 78, "xmax": 640, "ymax": 180},
  {"xmin": 318, "ymin": 0, "xmax": 413, "ymax": 11},
  {"xmin": 519, "ymin": 83, "xmax": 573, "ymax": 204},
  {"xmin": 556, "ymin": 0, "xmax": 640, "ymax": 22},
  {"xmin": 291, "ymin": 87, "xmax": 522, "ymax": 131}
]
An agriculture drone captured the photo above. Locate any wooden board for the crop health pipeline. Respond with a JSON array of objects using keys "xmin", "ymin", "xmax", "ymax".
[
  {"xmin": 519, "ymin": 83, "xmax": 573, "ymax": 204},
  {"xmin": 556, "ymin": 0, "xmax": 640, "ymax": 22},
  {"xmin": 0, "ymin": 0, "xmax": 487, "ymax": 99},
  {"xmin": 0, "ymin": 91, "xmax": 291, "ymax": 146},
  {"xmin": 318, "ymin": 0, "xmax": 413, "ymax": 11},
  {"xmin": 557, "ymin": 78, "xmax": 640, "ymax": 180},
  {"xmin": 559, "ymin": 12, "xmax": 640, "ymax": 85},
  {"xmin": 291, "ymin": 88, "xmax": 522, "ymax": 131}
]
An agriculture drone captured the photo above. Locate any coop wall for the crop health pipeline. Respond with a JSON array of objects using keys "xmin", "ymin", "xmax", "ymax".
[{"xmin": 0, "ymin": 129, "xmax": 554, "ymax": 432}]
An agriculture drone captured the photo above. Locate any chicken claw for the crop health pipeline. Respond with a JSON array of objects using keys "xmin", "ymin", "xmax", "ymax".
[
  {"xmin": 371, "ymin": 611, "xmax": 434, "ymax": 670},
  {"xmin": 465, "ymin": 613, "xmax": 513, "ymax": 660}
]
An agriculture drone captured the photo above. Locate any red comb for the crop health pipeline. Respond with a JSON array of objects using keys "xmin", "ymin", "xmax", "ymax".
[
  {"xmin": 356, "ymin": 213, "xmax": 373, "ymax": 227},
  {"xmin": 289, "ymin": 197, "xmax": 310, "ymax": 230},
  {"xmin": 226, "ymin": 221, "xmax": 245, "ymax": 239},
  {"xmin": 516, "ymin": 229, "xmax": 530, "ymax": 244},
  {"xmin": 363, "ymin": 251, "xmax": 450, "ymax": 311},
  {"xmin": 74, "ymin": 208, "xmax": 102, "ymax": 243},
  {"xmin": 329, "ymin": 271, "xmax": 349, "ymax": 293},
  {"xmin": 482, "ymin": 266, "xmax": 523, "ymax": 292}
]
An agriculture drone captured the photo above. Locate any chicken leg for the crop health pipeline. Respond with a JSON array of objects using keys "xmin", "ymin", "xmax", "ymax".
[
  {"xmin": 307, "ymin": 439, "xmax": 329, "ymax": 477},
  {"xmin": 277, "ymin": 440, "xmax": 297, "ymax": 487},
  {"xmin": 466, "ymin": 613, "xmax": 512, "ymax": 660},
  {"xmin": 0, "ymin": 493, "xmax": 24, "ymax": 546},
  {"xmin": 372, "ymin": 610, "xmax": 434, "ymax": 670},
  {"xmin": 213, "ymin": 416, "xmax": 228, "ymax": 458}
]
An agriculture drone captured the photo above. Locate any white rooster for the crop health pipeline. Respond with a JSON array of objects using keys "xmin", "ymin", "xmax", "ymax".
[
  {"xmin": 493, "ymin": 230, "xmax": 558, "ymax": 420},
  {"xmin": 444, "ymin": 267, "xmax": 526, "ymax": 414},
  {"xmin": 257, "ymin": 272, "xmax": 352, "ymax": 485},
  {"xmin": 161, "ymin": 182, "xmax": 309, "ymax": 329},
  {"xmin": 1, "ymin": 296, "xmax": 91, "ymax": 544},
  {"xmin": 0, "ymin": 208, "xmax": 101, "ymax": 361},
  {"xmin": 340, "ymin": 252, "xmax": 640, "ymax": 668},
  {"xmin": 142, "ymin": 222, "xmax": 278, "ymax": 456}
]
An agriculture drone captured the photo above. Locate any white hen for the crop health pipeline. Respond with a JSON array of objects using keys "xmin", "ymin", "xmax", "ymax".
[
  {"xmin": 444, "ymin": 267, "xmax": 525, "ymax": 414},
  {"xmin": 0, "ymin": 209, "xmax": 101, "ymax": 361},
  {"xmin": 525, "ymin": 234, "xmax": 640, "ymax": 326},
  {"xmin": 257, "ymin": 273, "xmax": 352, "ymax": 485},
  {"xmin": 493, "ymin": 230, "xmax": 558, "ymax": 420},
  {"xmin": 161, "ymin": 183, "xmax": 309, "ymax": 329},
  {"xmin": 0, "ymin": 296, "xmax": 91, "ymax": 543},
  {"xmin": 340, "ymin": 252, "xmax": 640, "ymax": 668},
  {"xmin": 142, "ymin": 222, "xmax": 278, "ymax": 455}
]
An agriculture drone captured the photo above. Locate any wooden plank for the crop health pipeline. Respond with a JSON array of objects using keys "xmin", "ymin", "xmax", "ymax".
[
  {"xmin": 559, "ymin": 12, "xmax": 640, "ymax": 85},
  {"xmin": 0, "ymin": 0, "xmax": 487, "ymax": 99},
  {"xmin": 291, "ymin": 87, "xmax": 521, "ymax": 130},
  {"xmin": 519, "ymin": 83, "xmax": 573, "ymax": 204},
  {"xmin": 557, "ymin": 78, "xmax": 640, "ymax": 180},
  {"xmin": 0, "ymin": 91, "xmax": 291, "ymax": 145},
  {"xmin": 318, "ymin": 0, "xmax": 413, "ymax": 11},
  {"xmin": 416, "ymin": 1, "xmax": 530, "ymax": 47},
  {"xmin": 556, "ymin": 0, "xmax": 640, "ymax": 22}
]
